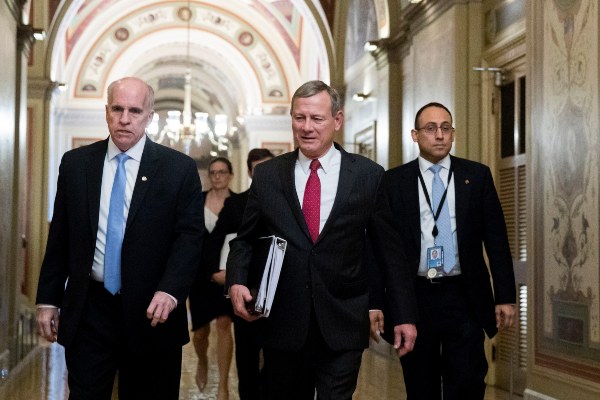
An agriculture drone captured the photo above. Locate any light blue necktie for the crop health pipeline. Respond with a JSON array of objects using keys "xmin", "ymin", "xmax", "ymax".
[
  {"xmin": 104, "ymin": 153, "xmax": 129, "ymax": 295},
  {"xmin": 430, "ymin": 164, "xmax": 456, "ymax": 273}
]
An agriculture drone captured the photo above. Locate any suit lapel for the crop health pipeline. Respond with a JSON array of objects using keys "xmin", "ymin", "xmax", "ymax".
[
  {"xmin": 280, "ymin": 150, "xmax": 311, "ymax": 240},
  {"xmin": 86, "ymin": 140, "xmax": 108, "ymax": 237},
  {"xmin": 451, "ymin": 156, "xmax": 470, "ymax": 247},
  {"xmin": 318, "ymin": 144, "xmax": 353, "ymax": 242},
  {"xmin": 126, "ymin": 138, "xmax": 160, "ymax": 230},
  {"xmin": 402, "ymin": 160, "xmax": 422, "ymax": 251}
]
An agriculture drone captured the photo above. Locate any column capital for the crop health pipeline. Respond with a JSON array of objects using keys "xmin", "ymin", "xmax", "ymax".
[{"xmin": 17, "ymin": 24, "xmax": 35, "ymax": 57}]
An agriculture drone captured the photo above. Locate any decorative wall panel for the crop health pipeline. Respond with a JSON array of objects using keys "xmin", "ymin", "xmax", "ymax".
[{"xmin": 534, "ymin": 0, "xmax": 600, "ymax": 381}]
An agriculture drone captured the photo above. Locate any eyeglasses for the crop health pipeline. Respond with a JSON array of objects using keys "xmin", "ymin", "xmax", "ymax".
[
  {"xmin": 416, "ymin": 123, "xmax": 454, "ymax": 135},
  {"xmin": 209, "ymin": 170, "xmax": 230, "ymax": 177}
]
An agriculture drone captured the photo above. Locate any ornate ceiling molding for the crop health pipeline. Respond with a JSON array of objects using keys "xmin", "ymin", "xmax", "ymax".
[{"xmin": 71, "ymin": 2, "xmax": 290, "ymax": 105}]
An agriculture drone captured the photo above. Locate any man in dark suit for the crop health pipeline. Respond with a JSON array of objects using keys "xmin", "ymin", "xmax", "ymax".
[
  {"xmin": 226, "ymin": 80, "xmax": 417, "ymax": 400},
  {"xmin": 205, "ymin": 148, "xmax": 274, "ymax": 400},
  {"xmin": 372, "ymin": 102, "xmax": 516, "ymax": 399},
  {"xmin": 35, "ymin": 77, "xmax": 205, "ymax": 399}
]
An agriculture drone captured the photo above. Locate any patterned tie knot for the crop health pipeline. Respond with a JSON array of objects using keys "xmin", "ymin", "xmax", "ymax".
[
  {"xmin": 310, "ymin": 159, "xmax": 321, "ymax": 172},
  {"xmin": 429, "ymin": 163, "xmax": 442, "ymax": 175}
]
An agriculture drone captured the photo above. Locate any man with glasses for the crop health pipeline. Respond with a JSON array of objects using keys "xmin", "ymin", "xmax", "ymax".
[{"xmin": 371, "ymin": 102, "xmax": 516, "ymax": 399}]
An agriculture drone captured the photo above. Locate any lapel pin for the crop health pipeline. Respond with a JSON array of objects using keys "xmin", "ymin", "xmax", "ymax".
[
  {"xmin": 465, "ymin": 179, "xmax": 470, "ymax": 184},
  {"xmin": 142, "ymin": 176, "xmax": 148, "ymax": 181}
]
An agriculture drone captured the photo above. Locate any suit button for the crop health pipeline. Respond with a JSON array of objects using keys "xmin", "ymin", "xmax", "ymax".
[{"xmin": 305, "ymin": 281, "xmax": 310, "ymax": 289}]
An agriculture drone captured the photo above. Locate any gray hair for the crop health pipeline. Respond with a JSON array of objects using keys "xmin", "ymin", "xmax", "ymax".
[{"xmin": 291, "ymin": 80, "xmax": 342, "ymax": 117}]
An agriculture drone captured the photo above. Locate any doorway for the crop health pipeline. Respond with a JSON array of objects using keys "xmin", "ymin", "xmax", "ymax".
[{"xmin": 493, "ymin": 67, "xmax": 527, "ymax": 396}]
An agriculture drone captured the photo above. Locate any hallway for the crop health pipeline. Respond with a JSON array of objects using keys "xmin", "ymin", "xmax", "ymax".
[{"xmin": 0, "ymin": 321, "xmax": 519, "ymax": 400}]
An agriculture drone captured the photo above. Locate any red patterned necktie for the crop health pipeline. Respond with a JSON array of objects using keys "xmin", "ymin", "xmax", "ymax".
[{"xmin": 302, "ymin": 159, "xmax": 321, "ymax": 243}]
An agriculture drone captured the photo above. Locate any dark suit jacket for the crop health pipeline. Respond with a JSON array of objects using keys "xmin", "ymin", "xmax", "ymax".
[
  {"xmin": 36, "ymin": 137, "xmax": 205, "ymax": 351},
  {"xmin": 226, "ymin": 144, "xmax": 417, "ymax": 352},
  {"xmin": 205, "ymin": 191, "xmax": 248, "ymax": 274},
  {"xmin": 374, "ymin": 156, "xmax": 515, "ymax": 339}
]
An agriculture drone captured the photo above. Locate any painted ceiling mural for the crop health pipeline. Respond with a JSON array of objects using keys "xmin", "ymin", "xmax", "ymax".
[{"xmin": 53, "ymin": 0, "xmax": 330, "ymax": 115}]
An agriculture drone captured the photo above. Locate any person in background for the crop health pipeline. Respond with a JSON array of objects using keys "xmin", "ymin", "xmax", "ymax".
[
  {"xmin": 371, "ymin": 102, "xmax": 516, "ymax": 400},
  {"xmin": 205, "ymin": 148, "xmax": 275, "ymax": 400},
  {"xmin": 188, "ymin": 156, "xmax": 235, "ymax": 400},
  {"xmin": 35, "ymin": 76, "xmax": 204, "ymax": 399},
  {"xmin": 226, "ymin": 80, "xmax": 417, "ymax": 399}
]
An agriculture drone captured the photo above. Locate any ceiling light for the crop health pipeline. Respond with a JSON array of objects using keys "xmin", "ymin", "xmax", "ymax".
[{"xmin": 147, "ymin": 2, "xmax": 230, "ymax": 156}]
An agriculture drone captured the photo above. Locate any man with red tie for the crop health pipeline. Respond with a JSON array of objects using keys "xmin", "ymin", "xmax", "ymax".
[{"xmin": 226, "ymin": 80, "xmax": 417, "ymax": 399}]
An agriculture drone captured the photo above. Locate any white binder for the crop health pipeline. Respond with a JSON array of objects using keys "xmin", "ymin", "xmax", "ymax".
[{"xmin": 253, "ymin": 236, "xmax": 287, "ymax": 318}]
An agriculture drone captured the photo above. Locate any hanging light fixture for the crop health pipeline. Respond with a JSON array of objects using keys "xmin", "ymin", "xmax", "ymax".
[{"xmin": 147, "ymin": 1, "xmax": 229, "ymax": 156}]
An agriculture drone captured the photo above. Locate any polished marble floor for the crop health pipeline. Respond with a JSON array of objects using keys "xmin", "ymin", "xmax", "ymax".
[{"xmin": 0, "ymin": 320, "xmax": 520, "ymax": 399}]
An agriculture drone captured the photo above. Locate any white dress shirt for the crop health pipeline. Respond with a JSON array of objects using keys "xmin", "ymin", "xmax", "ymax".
[
  {"xmin": 92, "ymin": 135, "xmax": 145, "ymax": 282},
  {"xmin": 417, "ymin": 154, "xmax": 461, "ymax": 276},
  {"xmin": 294, "ymin": 145, "xmax": 341, "ymax": 234}
]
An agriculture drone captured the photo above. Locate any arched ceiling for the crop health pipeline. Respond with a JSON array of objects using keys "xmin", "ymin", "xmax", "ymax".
[{"xmin": 49, "ymin": 0, "xmax": 333, "ymax": 118}]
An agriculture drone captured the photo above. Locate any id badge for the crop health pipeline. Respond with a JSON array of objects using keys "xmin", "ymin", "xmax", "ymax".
[{"xmin": 427, "ymin": 246, "xmax": 444, "ymax": 278}]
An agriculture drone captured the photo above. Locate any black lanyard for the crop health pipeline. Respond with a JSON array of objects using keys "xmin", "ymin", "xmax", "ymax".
[{"xmin": 417, "ymin": 163, "xmax": 454, "ymax": 238}]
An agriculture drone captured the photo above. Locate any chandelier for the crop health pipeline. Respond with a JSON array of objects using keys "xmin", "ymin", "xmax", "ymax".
[{"xmin": 146, "ymin": 1, "xmax": 229, "ymax": 156}]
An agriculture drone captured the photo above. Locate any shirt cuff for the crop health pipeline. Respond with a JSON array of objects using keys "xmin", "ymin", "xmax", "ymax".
[
  {"xmin": 163, "ymin": 292, "xmax": 178, "ymax": 307},
  {"xmin": 36, "ymin": 304, "xmax": 58, "ymax": 309}
]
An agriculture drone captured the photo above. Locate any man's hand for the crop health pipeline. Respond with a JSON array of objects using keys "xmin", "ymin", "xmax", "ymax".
[
  {"xmin": 229, "ymin": 284, "xmax": 261, "ymax": 322},
  {"xmin": 36, "ymin": 307, "xmax": 60, "ymax": 343},
  {"xmin": 211, "ymin": 271, "xmax": 226, "ymax": 285},
  {"xmin": 393, "ymin": 323, "xmax": 417, "ymax": 358},
  {"xmin": 146, "ymin": 291, "xmax": 177, "ymax": 327},
  {"xmin": 369, "ymin": 310, "xmax": 384, "ymax": 343},
  {"xmin": 496, "ymin": 304, "xmax": 516, "ymax": 329}
]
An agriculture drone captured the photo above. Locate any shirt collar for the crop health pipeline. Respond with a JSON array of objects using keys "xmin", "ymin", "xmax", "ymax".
[
  {"xmin": 298, "ymin": 144, "xmax": 337, "ymax": 174},
  {"xmin": 418, "ymin": 154, "xmax": 451, "ymax": 174},
  {"xmin": 107, "ymin": 134, "xmax": 146, "ymax": 162}
]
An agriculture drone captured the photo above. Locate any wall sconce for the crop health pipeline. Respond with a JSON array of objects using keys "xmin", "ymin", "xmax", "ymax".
[
  {"xmin": 364, "ymin": 39, "xmax": 391, "ymax": 58},
  {"xmin": 33, "ymin": 28, "xmax": 46, "ymax": 41},
  {"xmin": 409, "ymin": 0, "xmax": 423, "ymax": 4},
  {"xmin": 352, "ymin": 92, "xmax": 370, "ymax": 102},
  {"xmin": 46, "ymin": 81, "xmax": 68, "ymax": 99},
  {"xmin": 50, "ymin": 81, "xmax": 68, "ymax": 92},
  {"xmin": 364, "ymin": 41, "xmax": 378, "ymax": 52},
  {"xmin": 364, "ymin": 39, "xmax": 386, "ymax": 53}
]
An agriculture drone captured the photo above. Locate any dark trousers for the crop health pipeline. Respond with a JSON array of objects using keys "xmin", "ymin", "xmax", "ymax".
[
  {"xmin": 234, "ymin": 316, "xmax": 262, "ymax": 400},
  {"xmin": 65, "ymin": 280, "xmax": 182, "ymax": 400},
  {"xmin": 261, "ymin": 310, "xmax": 363, "ymax": 400},
  {"xmin": 400, "ymin": 277, "xmax": 487, "ymax": 400}
]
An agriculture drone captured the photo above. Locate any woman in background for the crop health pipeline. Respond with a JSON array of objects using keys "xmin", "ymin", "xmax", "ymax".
[{"xmin": 189, "ymin": 157, "xmax": 235, "ymax": 400}]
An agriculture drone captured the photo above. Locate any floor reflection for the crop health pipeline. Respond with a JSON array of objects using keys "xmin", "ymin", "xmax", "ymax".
[{"xmin": 0, "ymin": 319, "xmax": 517, "ymax": 400}]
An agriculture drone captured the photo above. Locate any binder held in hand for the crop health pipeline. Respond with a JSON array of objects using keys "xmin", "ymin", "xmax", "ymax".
[{"xmin": 250, "ymin": 236, "xmax": 287, "ymax": 318}]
